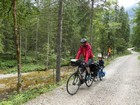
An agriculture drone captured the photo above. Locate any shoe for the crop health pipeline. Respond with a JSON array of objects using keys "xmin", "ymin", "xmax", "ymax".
[
  {"xmin": 81, "ymin": 79, "xmax": 85, "ymax": 84},
  {"xmin": 99, "ymin": 77, "xmax": 102, "ymax": 81},
  {"xmin": 78, "ymin": 79, "xmax": 84, "ymax": 86},
  {"xmin": 93, "ymin": 77, "xmax": 97, "ymax": 82}
]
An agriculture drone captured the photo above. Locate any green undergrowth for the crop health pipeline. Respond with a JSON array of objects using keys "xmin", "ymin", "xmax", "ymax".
[
  {"xmin": 6, "ymin": 63, "xmax": 46, "ymax": 73},
  {"xmin": 0, "ymin": 61, "xmax": 69, "ymax": 74},
  {"xmin": 0, "ymin": 77, "xmax": 68, "ymax": 105}
]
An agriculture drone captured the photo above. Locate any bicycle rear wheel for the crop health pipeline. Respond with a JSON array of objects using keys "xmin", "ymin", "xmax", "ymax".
[
  {"xmin": 85, "ymin": 73, "xmax": 94, "ymax": 87},
  {"xmin": 66, "ymin": 72, "xmax": 80, "ymax": 95}
]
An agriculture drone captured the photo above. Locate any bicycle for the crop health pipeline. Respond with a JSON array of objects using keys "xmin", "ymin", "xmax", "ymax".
[{"xmin": 66, "ymin": 59, "xmax": 96, "ymax": 95}]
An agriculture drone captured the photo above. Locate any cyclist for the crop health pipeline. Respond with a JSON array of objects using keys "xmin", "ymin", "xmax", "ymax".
[{"xmin": 75, "ymin": 38, "xmax": 94, "ymax": 84}]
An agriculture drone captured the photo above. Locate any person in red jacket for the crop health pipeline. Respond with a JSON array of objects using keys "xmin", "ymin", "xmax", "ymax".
[
  {"xmin": 76, "ymin": 38, "xmax": 94, "ymax": 84},
  {"xmin": 76, "ymin": 38, "xmax": 94, "ymax": 66}
]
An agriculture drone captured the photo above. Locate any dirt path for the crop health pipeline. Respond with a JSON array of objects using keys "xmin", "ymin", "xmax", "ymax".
[
  {"xmin": 24, "ymin": 51, "xmax": 140, "ymax": 105},
  {"xmin": 0, "ymin": 73, "xmax": 30, "ymax": 79}
]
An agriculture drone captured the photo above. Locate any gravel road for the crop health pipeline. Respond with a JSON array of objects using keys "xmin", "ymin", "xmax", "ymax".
[{"xmin": 24, "ymin": 51, "xmax": 140, "ymax": 105}]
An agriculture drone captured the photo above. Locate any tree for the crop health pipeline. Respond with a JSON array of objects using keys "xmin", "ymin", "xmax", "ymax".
[
  {"xmin": 90, "ymin": 0, "xmax": 94, "ymax": 45},
  {"xmin": 56, "ymin": 0, "xmax": 63, "ymax": 83},
  {"xmin": 115, "ymin": 7, "xmax": 130, "ymax": 53},
  {"xmin": 132, "ymin": 2, "xmax": 140, "ymax": 50},
  {"xmin": 0, "ymin": 33, "xmax": 4, "ymax": 53},
  {"xmin": 12, "ymin": 0, "xmax": 22, "ymax": 93}
]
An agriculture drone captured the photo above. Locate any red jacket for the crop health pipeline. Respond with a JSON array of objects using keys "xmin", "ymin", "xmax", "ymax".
[{"xmin": 76, "ymin": 42, "xmax": 94, "ymax": 63}]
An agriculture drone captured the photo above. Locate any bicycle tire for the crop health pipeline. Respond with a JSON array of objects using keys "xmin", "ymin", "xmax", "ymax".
[
  {"xmin": 85, "ymin": 73, "xmax": 94, "ymax": 87},
  {"xmin": 66, "ymin": 72, "xmax": 80, "ymax": 95}
]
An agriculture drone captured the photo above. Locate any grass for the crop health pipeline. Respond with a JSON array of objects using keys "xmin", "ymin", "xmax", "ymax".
[
  {"xmin": 138, "ymin": 56, "xmax": 140, "ymax": 60},
  {"xmin": 0, "ymin": 77, "xmax": 68, "ymax": 105},
  {"xmin": 0, "ymin": 66, "xmax": 71, "ymax": 105},
  {"xmin": 0, "ymin": 59, "xmax": 69, "ymax": 74},
  {"xmin": 5, "ymin": 63, "xmax": 46, "ymax": 73}
]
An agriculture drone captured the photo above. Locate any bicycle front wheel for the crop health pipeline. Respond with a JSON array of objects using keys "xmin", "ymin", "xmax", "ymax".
[{"xmin": 66, "ymin": 72, "xmax": 80, "ymax": 95}]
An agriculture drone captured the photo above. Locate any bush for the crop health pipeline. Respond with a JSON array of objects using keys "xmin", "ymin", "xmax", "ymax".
[
  {"xmin": 0, "ymin": 60, "xmax": 16, "ymax": 69},
  {"xmin": 0, "ymin": 101, "xmax": 13, "ymax": 105},
  {"xmin": 22, "ymin": 56, "xmax": 37, "ymax": 64},
  {"xmin": 6, "ymin": 63, "xmax": 46, "ymax": 73},
  {"xmin": 138, "ymin": 56, "xmax": 140, "ymax": 60}
]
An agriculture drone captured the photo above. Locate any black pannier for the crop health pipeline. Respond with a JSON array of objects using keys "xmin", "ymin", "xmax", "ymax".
[
  {"xmin": 70, "ymin": 59, "xmax": 81, "ymax": 66},
  {"xmin": 89, "ymin": 62, "xmax": 99, "ymax": 71},
  {"xmin": 89, "ymin": 62, "xmax": 100, "ymax": 77}
]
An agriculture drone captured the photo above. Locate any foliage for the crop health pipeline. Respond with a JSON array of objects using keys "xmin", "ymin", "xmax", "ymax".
[
  {"xmin": 0, "ymin": 33, "xmax": 4, "ymax": 53},
  {"xmin": 138, "ymin": 56, "xmax": 140, "ymax": 60},
  {"xmin": 132, "ymin": 2, "xmax": 140, "ymax": 49},
  {"xmin": 5, "ymin": 63, "xmax": 45, "ymax": 73},
  {"xmin": 116, "ymin": 38, "xmax": 127, "ymax": 54},
  {"xmin": 0, "ymin": 60, "xmax": 16, "ymax": 69}
]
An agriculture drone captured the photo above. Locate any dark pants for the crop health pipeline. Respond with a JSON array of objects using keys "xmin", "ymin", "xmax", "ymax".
[{"xmin": 87, "ymin": 58, "xmax": 93, "ymax": 66}]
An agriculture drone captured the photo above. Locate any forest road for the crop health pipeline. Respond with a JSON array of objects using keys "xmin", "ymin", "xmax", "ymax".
[{"xmin": 24, "ymin": 51, "xmax": 140, "ymax": 105}]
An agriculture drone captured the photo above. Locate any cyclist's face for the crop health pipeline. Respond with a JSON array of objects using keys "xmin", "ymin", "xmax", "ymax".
[{"xmin": 81, "ymin": 42, "xmax": 86, "ymax": 46}]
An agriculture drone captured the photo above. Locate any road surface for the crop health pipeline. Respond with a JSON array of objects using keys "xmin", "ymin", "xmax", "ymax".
[{"xmin": 24, "ymin": 51, "xmax": 140, "ymax": 105}]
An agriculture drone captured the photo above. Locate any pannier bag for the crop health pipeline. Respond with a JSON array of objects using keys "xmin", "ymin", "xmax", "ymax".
[
  {"xmin": 89, "ymin": 62, "xmax": 100, "ymax": 77},
  {"xmin": 70, "ymin": 59, "xmax": 81, "ymax": 66},
  {"xmin": 89, "ymin": 62, "xmax": 100, "ymax": 72}
]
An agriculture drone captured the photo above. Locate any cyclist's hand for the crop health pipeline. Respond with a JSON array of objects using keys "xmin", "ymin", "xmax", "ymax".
[{"xmin": 82, "ymin": 62, "xmax": 86, "ymax": 65}]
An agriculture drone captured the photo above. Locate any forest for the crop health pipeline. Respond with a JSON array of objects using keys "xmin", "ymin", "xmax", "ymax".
[{"xmin": 0, "ymin": 0, "xmax": 140, "ymax": 104}]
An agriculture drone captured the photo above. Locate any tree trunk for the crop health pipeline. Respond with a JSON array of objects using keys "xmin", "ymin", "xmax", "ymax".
[
  {"xmin": 35, "ymin": 18, "xmax": 39, "ymax": 59},
  {"xmin": 56, "ymin": 0, "xmax": 63, "ymax": 83},
  {"xmin": 46, "ymin": 7, "xmax": 52, "ymax": 70},
  {"xmin": 12, "ymin": 0, "xmax": 22, "ymax": 93},
  {"xmin": 25, "ymin": 32, "xmax": 27, "ymax": 60},
  {"xmin": 46, "ymin": 18, "xmax": 50, "ymax": 70},
  {"xmin": 90, "ymin": 0, "xmax": 94, "ymax": 46},
  {"xmin": 35, "ymin": 0, "xmax": 40, "ymax": 60}
]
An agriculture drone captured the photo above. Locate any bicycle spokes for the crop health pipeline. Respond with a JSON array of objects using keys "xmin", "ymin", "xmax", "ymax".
[{"xmin": 66, "ymin": 73, "xmax": 80, "ymax": 95}]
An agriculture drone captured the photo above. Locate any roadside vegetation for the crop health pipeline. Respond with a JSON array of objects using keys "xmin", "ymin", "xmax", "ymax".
[
  {"xmin": 138, "ymin": 56, "xmax": 140, "ymax": 60},
  {"xmin": 0, "ymin": 81, "xmax": 66, "ymax": 105}
]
